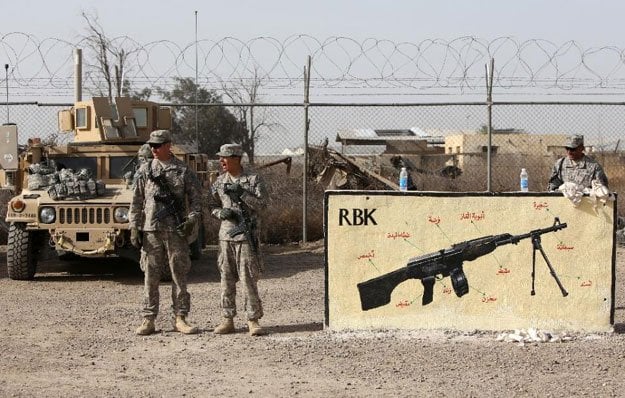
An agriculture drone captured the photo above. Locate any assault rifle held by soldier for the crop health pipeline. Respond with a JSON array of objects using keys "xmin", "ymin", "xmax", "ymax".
[
  {"xmin": 357, "ymin": 218, "xmax": 568, "ymax": 311},
  {"xmin": 224, "ymin": 182, "xmax": 259, "ymax": 254},
  {"xmin": 148, "ymin": 166, "xmax": 185, "ymax": 228}
]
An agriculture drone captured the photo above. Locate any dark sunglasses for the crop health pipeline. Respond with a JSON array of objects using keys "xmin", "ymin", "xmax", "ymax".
[{"xmin": 149, "ymin": 143, "xmax": 164, "ymax": 149}]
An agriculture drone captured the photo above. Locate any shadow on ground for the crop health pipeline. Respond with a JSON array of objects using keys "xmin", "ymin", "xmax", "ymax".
[
  {"xmin": 265, "ymin": 322, "xmax": 324, "ymax": 334},
  {"xmin": 0, "ymin": 244, "xmax": 325, "ymax": 283}
]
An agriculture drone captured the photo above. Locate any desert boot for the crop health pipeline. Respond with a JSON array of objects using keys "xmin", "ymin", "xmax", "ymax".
[
  {"xmin": 214, "ymin": 317, "xmax": 235, "ymax": 334},
  {"xmin": 136, "ymin": 317, "xmax": 156, "ymax": 336},
  {"xmin": 247, "ymin": 320, "xmax": 265, "ymax": 336},
  {"xmin": 174, "ymin": 315, "xmax": 198, "ymax": 334}
]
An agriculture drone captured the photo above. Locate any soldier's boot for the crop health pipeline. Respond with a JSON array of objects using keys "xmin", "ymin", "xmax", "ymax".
[
  {"xmin": 135, "ymin": 317, "xmax": 156, "ymax": 336},
  {"xmin": 247, "ymin": 320, "xmax": 265, "ymax": 336},
  {"xmin": 213, "ymin": 317, "xmax": 235, "ymax": 334},
  {"xmin": 174, "ymin": 315, "xmax": 198, "ymax": 334}
]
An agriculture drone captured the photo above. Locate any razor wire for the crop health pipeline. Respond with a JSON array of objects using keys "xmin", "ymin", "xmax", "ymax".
[{"xmin": 2, "ymin": 33, "xmax": 625, "ymax": 100}]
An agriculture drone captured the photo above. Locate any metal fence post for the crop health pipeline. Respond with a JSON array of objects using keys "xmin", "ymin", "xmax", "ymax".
[
  {"xmin": 302, "ymin": 56, "xmax": 311, "ymax": 243},
  {"xmin": 486, "ymin": 58, "xmax": 494, "ymax": 192}
]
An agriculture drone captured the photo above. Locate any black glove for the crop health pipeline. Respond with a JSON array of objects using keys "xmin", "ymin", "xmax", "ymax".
[
  {"xmin": 218, "ymin": 208, "xmax": 237, "ymax": 220},
  {"xmin": 176, "ymin": 218, "xmax": 196, "ymax": 238},
  {"xmin": 130, "ymin": 227, "xmax": 142, "ymax": 249},
  {"xmin": 224, "ymin": 182, "xmax": 245, "ymax": 199}
]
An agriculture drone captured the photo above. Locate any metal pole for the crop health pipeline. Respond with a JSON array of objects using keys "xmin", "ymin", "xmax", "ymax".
[
  {"xmin": 74, "ymin": 49, "xmax": 82, "ymax": 102},
  {"xmin": 4, "ymin": 64, "xmax": 9, "ymax": 123},
  {"xmin": 303, "ymin": 56, "xmax": 311, "ymax": 243},
  {"xmin": 194, "ymin": 11, "xmax": 199, "ymax": 152},
  {"xmin": 485, "ymin": 58, "xmax": 494, "ymax": 192}
]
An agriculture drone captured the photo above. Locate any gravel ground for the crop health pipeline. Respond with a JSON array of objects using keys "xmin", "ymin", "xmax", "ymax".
[{"xmin": 1, "ymin": 243, "xmax": 625, "ymax": 397}]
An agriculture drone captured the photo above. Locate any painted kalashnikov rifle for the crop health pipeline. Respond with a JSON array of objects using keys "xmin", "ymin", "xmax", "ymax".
[{"xmin": 357, "ymin": 218, "xmax": 568, "ymax": 310}]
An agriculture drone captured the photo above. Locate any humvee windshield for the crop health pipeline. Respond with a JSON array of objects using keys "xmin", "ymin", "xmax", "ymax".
[
  {"xmin": 51, "ymin": 156, "xmax": 138, "ymax": 181},
  {"xmin": 110, "ymin": 156, "xmax": 137, "ymax": 179}
]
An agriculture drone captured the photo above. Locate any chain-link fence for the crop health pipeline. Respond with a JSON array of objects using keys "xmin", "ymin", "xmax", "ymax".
[
  {"xmin": 4, "ymin": 101, "xmax": 625, "ymax": 240},
  {"xmin": 2, "ymin": 102, "xmax": 71, "ymax": 145}
]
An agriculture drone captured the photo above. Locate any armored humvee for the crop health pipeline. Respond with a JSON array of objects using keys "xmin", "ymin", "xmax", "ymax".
[{"xmin": 2, "ymin": 97, "xmax": 212, "ymax": 280}]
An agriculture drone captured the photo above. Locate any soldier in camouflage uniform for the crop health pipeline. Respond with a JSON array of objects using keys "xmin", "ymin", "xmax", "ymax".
[
  {"xmin": 135, "ymin": 144, "xmax": 153, "ymax": 274},
  {"xmin": 548, "ymin": 134, "xmax": 609, "ymax": 191},
  {"xmin": 137, "ymin": 143, "xmax": 152, "ymax": 164},
  {"xmin": 210, "ymin": 144, "xmax": 268, "ymax": 336},
  {"xmin": 129, "ymin": 130, "xmax": 202, "ymax": 336}
]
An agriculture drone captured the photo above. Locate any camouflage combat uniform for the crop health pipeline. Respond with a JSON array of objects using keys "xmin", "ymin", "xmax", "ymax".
[
  {"xmin": 210, "ymin": 170, "xmax": 268, "ymax": 321},
  {"xmin": 547, "ymin": 155, "xmax": 608, "ymax": 191},
  {"xmin": 134, "ymin": 144, "xmax": 153, "ymax": 273},
  {"xmin": 130, "ymin": 157, "xmax": 202, "ymax": 318}
]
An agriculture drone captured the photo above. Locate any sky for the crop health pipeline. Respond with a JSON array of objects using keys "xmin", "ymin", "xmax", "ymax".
[
  {"xmin": 3, "ymin": 0, "xmax": 625, "ymax": 102},
  {"xmin": 4, "ymin": 0, "xmax": 625, "ymax": 47},
  {"xmin": 2, "ymin": 0, "xmax": 624, "ymax": 152}
]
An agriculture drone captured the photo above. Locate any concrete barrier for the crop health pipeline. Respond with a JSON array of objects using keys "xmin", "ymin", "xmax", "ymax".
[{"xmin": 325, "ymin": 191, "xmax": 615, "ymax": 332}]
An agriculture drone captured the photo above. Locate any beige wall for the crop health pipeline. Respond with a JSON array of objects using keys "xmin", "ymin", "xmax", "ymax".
[
  {"xmin": 445, "ymin": 133, "xmax": 567, "ymax": 169},
  {"xmin": 326, "ymin": 192, "xmax": 614, "ymax": 332}
]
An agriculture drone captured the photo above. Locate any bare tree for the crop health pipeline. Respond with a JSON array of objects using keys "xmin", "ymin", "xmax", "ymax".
[
  {"xmin": 80, "ymin": 11, "xmax": 137, "ymax": 100},
  {"xmin": 221, "ymin": 67, "xmax": 279, "ymax": 164}
]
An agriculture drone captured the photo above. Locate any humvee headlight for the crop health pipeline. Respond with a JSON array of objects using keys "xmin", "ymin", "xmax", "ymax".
[
  {"xmin": 39, "ymin": 207, "xmax": 56, "ymax": 224},
  {"xmin": 114, "ymin": 207, "xmax": 129, "ymax": 223}
]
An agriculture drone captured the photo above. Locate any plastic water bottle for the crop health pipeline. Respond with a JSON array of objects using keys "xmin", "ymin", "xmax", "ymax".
[
  {"xmin": 520, "ymin": 168, "xmax": 529, "ymax": 192},
  {"xmin": 399, "ymin": 167, "xmax": 408, "ymax": 191}
]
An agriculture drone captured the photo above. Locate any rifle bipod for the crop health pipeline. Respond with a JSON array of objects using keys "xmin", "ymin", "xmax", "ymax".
[{"xmin": 530, "ymin": 232, "xmax": 568, "ymax": 297}]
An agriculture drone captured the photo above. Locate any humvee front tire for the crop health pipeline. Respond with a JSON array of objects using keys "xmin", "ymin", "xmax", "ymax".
[{"xmin": 7, "ymin": 222, "xmax": 42, "ymax": 280}]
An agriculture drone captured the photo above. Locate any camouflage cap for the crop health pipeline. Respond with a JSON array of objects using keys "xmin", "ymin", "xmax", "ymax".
[
  {"xmin": 147, "ymin": 129, "xmax": 172, "ymax": 144},
  {"xmin": 565, "ymin": 134, "xmax": 584, "ymax": 149},
  {"xmin": 216, "ymin": 143, "xmax": 243, "ymax": 157}
]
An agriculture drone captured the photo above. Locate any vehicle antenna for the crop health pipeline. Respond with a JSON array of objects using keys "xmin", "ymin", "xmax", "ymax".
[
  {"xmin": 194, "ymin": 10, "xmax": 199, "ymax": 153},
  {"xmin": 4, "ymin": 64, "xmax": 9, "ymax": 124}
]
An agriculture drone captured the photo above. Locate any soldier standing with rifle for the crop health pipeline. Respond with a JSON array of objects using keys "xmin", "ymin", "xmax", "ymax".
[
  {"xmin": 210, "ymin": 144, "xmax": 268, "ymax": 336},
  {"xmin": 130, "ymin": 130, "xmax": 202, "ymax": 336}
]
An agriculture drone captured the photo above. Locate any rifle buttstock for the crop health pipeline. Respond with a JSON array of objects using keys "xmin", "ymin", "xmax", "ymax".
[{"xmin": 357, "ymin": 268, "xmax": 409, "ymax": 311}]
